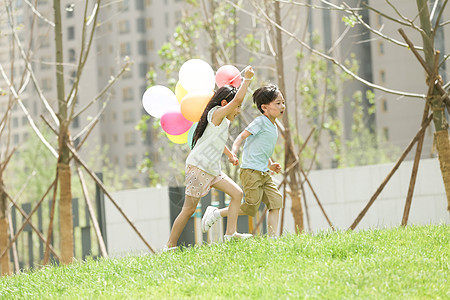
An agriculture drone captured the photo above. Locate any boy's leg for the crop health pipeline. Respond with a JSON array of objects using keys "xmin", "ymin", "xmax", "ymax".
[
  {"xmin": 267, "ymin": 208, "xmax": 280, "ymax": 236},
  {"xmin": 166, "ymin": 195, "xmax": 200, "ymax": 248}
]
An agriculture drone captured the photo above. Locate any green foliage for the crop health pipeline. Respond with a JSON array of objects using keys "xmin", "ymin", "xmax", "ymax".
[
  {"xmin": 297, "ymin": 48, "xmax": 400, "ymax": 168},
  {"xmin": 342, "ymin": 15, "xmax": 357, "ymax": 28},
  {"xmin": 0, "ymin": 225, "xmax": 447, "ymax": 299},
  {"xmin": 6, "ymin": 127, "xmax": 58, "ymax": 203}
]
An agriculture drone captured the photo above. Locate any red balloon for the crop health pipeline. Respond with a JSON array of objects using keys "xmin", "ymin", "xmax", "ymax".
[
  {"xmin": 160, "ymin": 108, "xmax": 193, "ymax": 136},
  {"xmin": 215, "ymin": 65, "xmax": 241, "ymax": 88}
]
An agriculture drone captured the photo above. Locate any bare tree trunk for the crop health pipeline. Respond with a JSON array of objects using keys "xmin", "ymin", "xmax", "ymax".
[
  {"xmin": 0, "ymin": 179, "xmax": 11, "ymax": 275},
  {"xmin": 273, "ymin": 2, "xmax": 304, "ymax": 232},
  {"xmin": 416, "ymin": 0, "xmax": 450, "ymax": 208},
  {"xmin": 54, "ymin": 0, "xmax": 73, "ymax": 264}
]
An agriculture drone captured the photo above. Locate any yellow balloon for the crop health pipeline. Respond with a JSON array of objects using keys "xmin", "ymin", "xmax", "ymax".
[
  {"xmin": 175, "ymin": 82, "xmax": 188, "ymax": 103},
  {"xmin": 166, "ymin": 130, "xmax": 189, "ymax": 144},
  {"xmin": 181, "ymin": 90, "xmax": 214, "ymax": 122}
]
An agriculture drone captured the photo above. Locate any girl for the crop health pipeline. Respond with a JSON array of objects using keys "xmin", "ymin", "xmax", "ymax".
[
  {"xmin": 164, "ymin": 66, "xmax": 254, "ymax": 250},
  {"xmin": 202, "ymin": 84, "xmax": 285, "ymax": 237}
]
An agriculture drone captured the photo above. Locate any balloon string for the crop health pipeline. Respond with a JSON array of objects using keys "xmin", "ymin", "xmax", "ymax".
[{"xmin": 229, "ymin": 66, "xmax": 249, "ymax": 84}]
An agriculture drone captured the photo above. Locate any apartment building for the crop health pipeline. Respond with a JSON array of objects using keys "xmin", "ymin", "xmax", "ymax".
[{"xmin": 0, "ymin": 0, "xmax": 448, "ymax": 187}]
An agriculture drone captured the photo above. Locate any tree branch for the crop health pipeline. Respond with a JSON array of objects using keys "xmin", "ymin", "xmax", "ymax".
[
  {"xmin": 4, "ymin": 0, "xmax": 60, "ymax": 127},
  {"xmin": 73, "ymin": 58, "xmax": 132, "ymax": 118},
  {"xmin": 250, "ymin": 1, "xmax": 426, "ymax": 99},
  {"xmin": 0, "ymin": 65, "xmax": 58, "ymax": 157}
]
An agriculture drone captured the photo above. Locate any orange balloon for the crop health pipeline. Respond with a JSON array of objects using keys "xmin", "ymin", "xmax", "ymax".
[{"xmin": 180, "ymin": 90, "xmax": 214, "ymax": 122}]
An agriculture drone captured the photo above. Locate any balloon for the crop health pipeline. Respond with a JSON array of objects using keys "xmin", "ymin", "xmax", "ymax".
[
  {"xmin": 160, "ymin": 108, "xmax": 193, "ymax": 135},
  {"xmin": 187, "ymin": 122, "xmax": 198, "ymax": 149},
  {"xmin": 142, "ymin": 85, "xmax": 179, "ymax": 118},
  {"xmin": 215, "ymin": 65, "xmax": 242, "ymax": 88},
  {"xmin": 166, "ymin": 130, "xmax": 189, "ymax": 144},
  {"xmin": 180, "ymin": 90, "xmax": 214, "ymax": 122},
  {"xmin": 179, "ymin": 59, "xmax": 215, "ymax": 92},
  {"xmin": 175, "ymin": 81, "xmax": 188, "ymax": 103}
]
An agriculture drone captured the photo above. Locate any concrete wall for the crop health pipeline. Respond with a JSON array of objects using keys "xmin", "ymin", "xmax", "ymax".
[
  {"xmin": 106, "ymin": 186, "xmax": 171, "ymax": 257},
  {"xmin": 282, "ymin": 158, "xmax": 448, "ymax": 233},
  {"xmin": 105, "ymin": 159, "xmax": 448, "ymax": 256}
]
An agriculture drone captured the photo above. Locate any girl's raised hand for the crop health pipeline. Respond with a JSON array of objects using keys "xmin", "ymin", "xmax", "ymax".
[{"xmin": 243, "ymin": 66, "xmax": 254, "ymax": 80}]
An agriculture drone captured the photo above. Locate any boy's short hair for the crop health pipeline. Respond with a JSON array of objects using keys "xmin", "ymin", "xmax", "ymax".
[{"xmin": 252, "ymin": 84, "xmax": 281, "ymax": 114}]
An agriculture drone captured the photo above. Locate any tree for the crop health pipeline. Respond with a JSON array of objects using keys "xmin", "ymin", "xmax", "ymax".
[
  {"xmin": 0, "ymin": 0, "xmax": 131, "ymax": 267},
  {"xmin": 248, "ymin": 0, "xmax": 449, "ymax": 225}
]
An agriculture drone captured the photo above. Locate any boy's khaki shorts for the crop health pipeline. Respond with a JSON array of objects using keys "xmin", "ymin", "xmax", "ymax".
[{"xmin": 239, "ymin": 168, "xmax": 283, "ymax": 216}]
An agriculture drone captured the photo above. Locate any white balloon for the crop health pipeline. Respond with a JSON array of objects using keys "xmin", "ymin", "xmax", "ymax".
[
  {"xmin": 142, "ymin": 85, "xmax": 179, "ymax": 118},
  {"xmin": 179, "ymin": 59, "xmax": 215, "ymax": 92}
]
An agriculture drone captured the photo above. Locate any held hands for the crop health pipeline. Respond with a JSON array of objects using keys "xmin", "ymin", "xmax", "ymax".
[
  {"xmin": 269, "ymin": 162, "xmax": 282, "ymax": 174},
  {"xmin": 228, "ymin": 152, "xmax": 239, "ymax": 166},
  {"xmin": 243, "ymin": 66, "xmax": 254, "ymax": 81}
]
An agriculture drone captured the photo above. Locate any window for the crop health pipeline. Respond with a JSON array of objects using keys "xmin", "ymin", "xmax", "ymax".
[
  {"xmin": 145, "ymin": 18, "xmax": 153, "ymax": 29},
  {"xmin": 122, "ymin": 87, "xmax": 134, "ymax": 101},
  {"xmin": 38, "ymin": 35, "xmax": 50, "ymax": 47},
  {"xmin": 380, "ymin": 70, "xmax": 386, "ymax": 83},
  {"xmin": 16, "ymin": 0, "xmax": 24, "ymax": 9},
  {"xmin": 118, "ymin": 0, "xmax": 129, "ymax": 11},
  {"xmin": 72, "ymin": 115, "xmax": 79, "ymax": 128},
  {"xmin": 13, "ymin": 134, "xmax": 19, "ymax": 145},
  {"xmin": 136, "ymin": 0, "xmax": 144, "ymax": 10},
  {"xmin": 138, "ymin": 40, "xmax": 147, "ymax": 55},
  {"xmin": 147, "ymin": 40, "xmax": 154, "ymax": 51},
  {"xmin": 22, "ymin": 116, "xmax": 27, "ymax": 125},
  {"xmin": 123, "ymin": 109, "xmax": 136, "ymax": 124},
  {"xmin": 125, "ymin": 153, "xmax": 137, "ymax": 168},
  {"xmin": 124, "ymin": 132, "xmax": 136, "ymax": 146},
  {"xmin": 119, "ymin": 20, "xmax": 130, "ymax": 34},
  {"xmin": 40, "ymin": 56, "xmax": 51, "ymax": 70},
  {"xmin": 69, "ymin": 49, "xmax": 76, "ymax": 62},
  {"xmin": 382, "ymin": 99, "xmax": 388, "ymax": 112},
  {"xmin": 378, "ymin": 41, "xmax": 384, "ymax": 55},
  {"xmin": 42, "ymin": 78, "xmax": 52, "ymax": 91},
  {"xmin": 164, "ymin": 12, "xmax": 169, "ymax": 27},
  {"xmin": 12, "ymin": 117, "xmax": 19, "ymax": 128},
  {"xmin": 137, "ymin": 18, "xmax": 145, "ymax": 33},
  {"xmin": 66, "ymin": 4, "xmax": 74, "ymax": 18},
  {"xmin": 139, "ymin": 63, "xmax": 148, "ymax": 77},
  {"xmin": 382, "ymin": 127, "xmax": 389, "ymax": 141},
  {"xmin": 68, "ymin": 26, "xmax": 75, "ymax": 40},
  {"xmin": 120, "ymin": 42, "xmax": 131, "ymax": 56}
]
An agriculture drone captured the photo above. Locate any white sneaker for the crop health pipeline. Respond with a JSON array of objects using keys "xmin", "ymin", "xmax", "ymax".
[
  {"xmin": 201, "ymin": 206, "xmax": 219, "ymax": 233},
  {"xmin": 224, "ymin": 232, "xmax": 253, "ymax": 241},
  {"xmin": 161, "ymin": 245, "xmax": 177, "ymax": 253}
]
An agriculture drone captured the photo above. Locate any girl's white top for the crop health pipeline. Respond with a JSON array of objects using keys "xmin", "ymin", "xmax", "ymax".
[{"xmin": 186, "ymin": 106, "xmax": 229, "ymax": 176}]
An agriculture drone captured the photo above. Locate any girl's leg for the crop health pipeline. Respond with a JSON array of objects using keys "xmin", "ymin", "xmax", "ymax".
[
  {"xmin": 267, "ymin": 208, "xmax": 280, "ymax": 236},
  {"xmin": 212, "ymin": 176, "xmax": 243, "ymax": 235},
  {"xmin": 166, "ymin": 195, "xmax": 200, "ymax": 247}
]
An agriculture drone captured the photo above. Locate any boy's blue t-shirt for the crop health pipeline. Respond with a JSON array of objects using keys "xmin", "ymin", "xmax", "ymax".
[{"xmin": 241, "ymin": 116, "xmax": 278, "ymax": 172}]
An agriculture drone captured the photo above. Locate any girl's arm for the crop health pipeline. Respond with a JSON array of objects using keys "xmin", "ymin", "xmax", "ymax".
[
  {"xmin": 224, "ymin": 146, "xmax": 238, "ymax": 166},
  {"xmin": 211, "ymin": 67, "xmax": 254, "ymax": 125},
  {"xmin": 232, "ymin": 130, "xmax": 251, "ymax": 154}
]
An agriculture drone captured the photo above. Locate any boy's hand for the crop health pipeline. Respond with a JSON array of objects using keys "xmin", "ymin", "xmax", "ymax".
[
  {"xmin": 228, "ymin": 152, "xmax": 239, "ymax": 166},
  {"xmin": 269, "ymin": 162, "xmax": 281, "ymax": 174},
  {"xmin": 243, "ymin": 66, "xmax": 254, "ymax": 80}
]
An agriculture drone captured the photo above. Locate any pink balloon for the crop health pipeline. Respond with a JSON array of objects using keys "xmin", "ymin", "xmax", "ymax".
[
  {"xmin": 215, "ymin": 65, "xmax": 242, "ymax": 88},
  {"xmin": 160, "ymin": 109, "xmax": 193, "ymax": 136}
]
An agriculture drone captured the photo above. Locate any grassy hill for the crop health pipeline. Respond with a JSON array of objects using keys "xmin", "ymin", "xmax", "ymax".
[{"xmin": 0, "ymin": 225, "xmax": 448, "ymax": 299}]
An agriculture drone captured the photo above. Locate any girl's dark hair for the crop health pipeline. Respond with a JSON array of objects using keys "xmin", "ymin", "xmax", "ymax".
[
  {"xmin": 253, "ymin": 84, "xmax": 281, "ymax": 114},
  {"xmin": 191, "ymin": 85, "xmax": 237, "ymax": 149}
]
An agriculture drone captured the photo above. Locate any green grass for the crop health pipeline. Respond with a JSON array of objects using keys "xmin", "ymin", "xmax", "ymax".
[{"xmin": 1, "ymin": 225, "xmax": 448, "ymax": 299}]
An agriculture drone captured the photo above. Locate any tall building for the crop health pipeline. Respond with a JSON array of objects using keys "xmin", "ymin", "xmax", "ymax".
[
  {"xmin": 1, "ymin": 0, "xmax": 448, "ymax": 187},
  {"xmin": 0, "ymin": 0, "xmax": 189, "ymax": 187}
]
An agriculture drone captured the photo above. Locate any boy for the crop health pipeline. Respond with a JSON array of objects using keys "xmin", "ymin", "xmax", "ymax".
[{"xmin": 202, "ymin": 84, "xmax": 285, "ymax": 236}]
